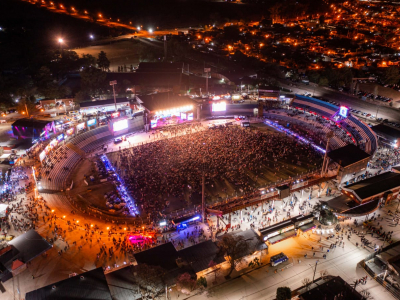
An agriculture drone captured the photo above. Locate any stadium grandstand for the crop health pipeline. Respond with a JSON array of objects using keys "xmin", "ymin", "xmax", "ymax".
[{"xmin": 290, "ymin": 95, "xmax": 378, "ymax": 155}]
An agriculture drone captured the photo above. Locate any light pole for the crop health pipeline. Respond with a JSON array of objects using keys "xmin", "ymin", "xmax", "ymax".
[
  {"xmin": 311, "ymin": 260, "xmax": 319, "ymax": 283},
  {"xmin": 110, "ymin": 80, "xmax": 117, "ymax": 112}
]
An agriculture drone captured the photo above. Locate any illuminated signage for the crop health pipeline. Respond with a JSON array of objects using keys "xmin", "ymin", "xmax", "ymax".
[
  {"xmin": 150, "ymin": 119, "xmax": 157, "ymax": 128},
  {"xmin": 232, "ymin": 95, "xmax": 241, "ymax": 100},
  {"xmin": 111, "ymin": 112, "xmax": 120, "ymax": 119},
  {"xmin": 113, "ymin": 119, "xmax": 128, "ymax": 132},
  {"xmin": 66, "ymin": 128, "xmax": 75, "ymax": 136},
  {"xmin": 76, "ymin": 122, "xmax": 86, "ymax": 130},
  {"xmin": 339, "ymin": 106, "xmax": 349, "ymax": 118},
  {"xmin": 87, "ymin": 119, "xmax": 97, "ymax": 127},
  {"xmin": 57, "ymin": 134, "xmax": 64, "ymax": 141},
  {"xmin": 212, "ymin": 102, "xmax": 226, "ymax": 112}
]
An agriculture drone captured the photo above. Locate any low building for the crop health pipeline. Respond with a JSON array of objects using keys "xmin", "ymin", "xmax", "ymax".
[
  {"xmin": 258, "ymin": 86, "xmax": 281, "ymax": 101},
  {"xmin": 0, "ymin": 230, "xmax": 52, "ymax": 282},
  {"xmin": 324, "ymin": 171, "xmax": 400, "ymax": 217},
  {"xmin": 342, "ymin": 171, "xmax": 400, "ymax": 204},
  {"xmin": 26, "ymin": 267, "xmax": 112, "ymax": 300},
  {"xmin": 12, "ymin": 119, "xmax": 56, "ymax": 140},
  {"xmin": 136, "ymin": 93, "xmax": 198, "ymax": 130},
  {"xmin": 79, "ymin": 98, "xmax": 132, "ymax": 115},
  {"xmin": 257, "ymin": 214, "xmax": 314, "ymax": 244},
  {"xmin": 299, "ymin": 276, "xmax": 364, "ymax": 300},
  {"xmin": 372, "ymin": 123, "xmax": 400, "ymax": 148},
  {"xmin": 327, "ymin": 144, "xmax": 371, "ymax": 183}
]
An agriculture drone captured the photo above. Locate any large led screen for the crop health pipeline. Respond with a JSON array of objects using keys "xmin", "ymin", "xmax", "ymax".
[
  {"xmin": 113, "ymin": 119, "xmax": 128, "ymax": 132},
  {"xmin": 212, "ymin": 102, "xmax": 226, "ymax": 112}
]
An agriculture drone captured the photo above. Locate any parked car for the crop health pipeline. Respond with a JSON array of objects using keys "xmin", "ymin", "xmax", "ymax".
[{"xmin": 114, "ymin": 137, "xmax": 123, "ymax": 144}]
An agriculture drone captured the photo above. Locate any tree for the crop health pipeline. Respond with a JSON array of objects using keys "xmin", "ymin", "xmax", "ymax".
[
  {"xmin": 0, "ymin": 74, "xmax": 14, "ymax": 111},
  {"xmin": 34, "ymin": 66, "xmax": 69, "ymax": 99},
  {"xmin": 318, "ymin": 76, "xmax": 329, "ymax": 86},
  {"xmin": 276, "ymin": 287, "xmax": 291, "ymax": 300},
  {"xmin": 134, "ymin": 264, "xmax": 166, "ymax": 299},
  {"xmin": 80, "ymin": 66, "xmax": 106, "ymax": 97},
  {"xmin": 168, "ymin": 39, "xmax": 190, "ymax": 60},
  {"xmin": 197, "ymin": 276, "xmax": 207, "ymax": 289},
  {"xmin": 383, "ymin": 66, "xmax": 400, "ymax": 85},
  {"xmin": 97, "ymin": 51, "xmax": 110, "ymax": 71},
  {"xmin": 176, "ymin": 272, "xmax": 197, "ymax": 294},
  {"xmin": 248, "ymin": 257, "xmax": 261, "ymax": 268},
  {"xmin": 137, "ymin": 44, "xmax": 163, "ymax": 62},
  {"xmin": 17, "ymin": 97, "xmax": 39, "ymax": 117},
  {"xmin": 302, "ymin": 278, "xmax": 311, "ymax": 291},
  {"xmin": 218, "ymin": 234, "xmax": 249, "ymax": 277},
  {"xmin": 320, "ymin": 269, "xmax": 328, "ymax": 279},
  {"xmin": 79, "ymin": 54, "xmax": 96, "ymax": 68}
]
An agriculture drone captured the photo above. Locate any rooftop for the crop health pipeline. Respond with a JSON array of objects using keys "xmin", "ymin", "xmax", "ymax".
[
  {"xmin": 79, "ymin": 98, "xmax": 130, "ymax": 108},
  {"xmin": 344, "ymin": 171, "xmax": 400, "ymax": 200},
  {"xmin": 299, "ymin": 276, "xmax": 364, "ymax": 300},
  {"xmin": 372, "ymin": 124, "xmax": 400, "ymax": 140},
  {"xmin": 134, "ymin": 242, "xmax": 178, "ymax": 271},
  {"xmin": 12, "ymin": 118, "xmax": 52, "ymax": 128},
  {"xmin": 105, "ymin": 265, "xmax": 141, "ymax": 300},
  {"xmin": 177, "ymin": 240, "xmax": 225, "ymax": 273},
  {"xmin": 25, "ymin": 267, "xmax": 112, "ymax": 300},
  {"xmin": 327, "ymin": 144, "xmax": 371, "ymax": 167},
  {"xmin": 8, "ymin": 229, "xmax": 52, "ymax": 264},
  {"xmin": 136, "ymin": 93, "xmax": 196, "ymax": 112}
]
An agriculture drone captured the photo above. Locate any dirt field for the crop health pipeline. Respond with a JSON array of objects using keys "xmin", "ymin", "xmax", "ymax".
[{"xmin": 73, "ymin": 40, "xmax": 141, "ymax": 72}]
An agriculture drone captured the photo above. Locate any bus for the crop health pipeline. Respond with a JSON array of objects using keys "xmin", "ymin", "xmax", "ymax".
[{"xmin": 270, "ymin": 252, "xmax": 288, "ymax": 266}]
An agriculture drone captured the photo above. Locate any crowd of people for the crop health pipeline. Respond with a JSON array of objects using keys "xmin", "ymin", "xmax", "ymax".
[
  {"xmin": 369, "ymin": 146, "xmax": 400, "ymax": 171},
  {"xmin": 109, "ymin": 125, "xmax": 323, "ymax": 222}
]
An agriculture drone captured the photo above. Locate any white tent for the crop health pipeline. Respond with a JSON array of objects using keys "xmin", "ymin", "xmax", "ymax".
[{"xmin": 0, "ymin": 203, "xmax": 8, "ymax": 218}]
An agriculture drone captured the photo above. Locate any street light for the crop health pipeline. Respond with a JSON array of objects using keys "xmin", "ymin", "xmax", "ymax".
[
  {"xmin": 148, "ymin": 28, "xmax": 153, "ymax": 34},
  {"xmin": 58, "ymin": 38, "xmax": 64, "ymax": 53},
  {"xmin": 310, "ymin": 260, "xmax": 319, "ymax": 283},
  {"xmin": 89, "ymin": 34, "xmax": 94, "ymax": 40}
]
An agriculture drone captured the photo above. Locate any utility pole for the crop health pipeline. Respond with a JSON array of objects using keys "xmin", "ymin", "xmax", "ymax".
[
  {"xmin": 109, "ymin": 80, "xmax": 117, "ymax": 112},
  {"xmin": 321, "ymin": 131, "xmax": 333, "ymax": 177}
]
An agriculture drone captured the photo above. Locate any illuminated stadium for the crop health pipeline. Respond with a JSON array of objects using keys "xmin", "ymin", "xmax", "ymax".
[{"xmin": 35, "ymin": 93, "xmax": 380, "ymax": 220}]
